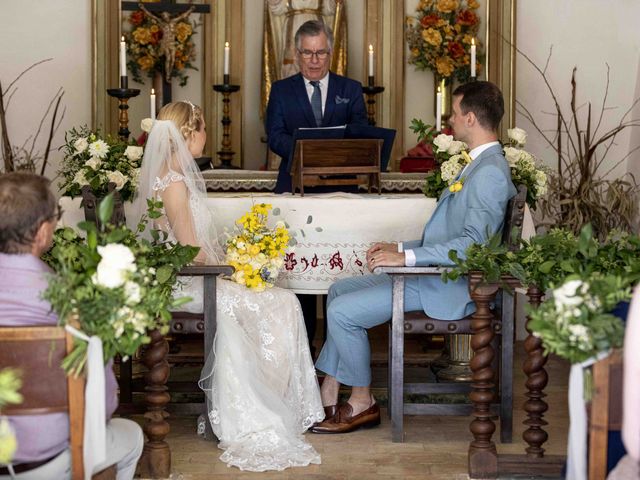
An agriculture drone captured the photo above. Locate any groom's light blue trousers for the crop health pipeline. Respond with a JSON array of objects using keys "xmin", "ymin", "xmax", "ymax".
[{"xmin": 315, "ymin": 273, "xmax": 423, "ymax": 387}]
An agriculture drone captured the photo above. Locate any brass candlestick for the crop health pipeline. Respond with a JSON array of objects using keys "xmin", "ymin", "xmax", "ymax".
[
  {"xmin": 107, "ymin": 77, "xmax": 140, "ymax": 141},
  {"xmin": 362, "ymin": 76, "xmax": 385, "ymax": 126},
  {"xmin": 212, "ymin": 78, "xmax": 240, "ymax": 169}
]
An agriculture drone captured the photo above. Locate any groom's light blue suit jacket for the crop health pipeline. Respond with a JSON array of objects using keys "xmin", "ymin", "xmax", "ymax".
[{"xmin": 403, "ymin": 143, "xmax": 516, "ymax": 320}]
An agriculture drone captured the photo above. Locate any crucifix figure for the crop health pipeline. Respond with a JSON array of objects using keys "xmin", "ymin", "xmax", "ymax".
[{"xmin": 139, "ymin": 3, "xmax": 196, "ymax": 83}]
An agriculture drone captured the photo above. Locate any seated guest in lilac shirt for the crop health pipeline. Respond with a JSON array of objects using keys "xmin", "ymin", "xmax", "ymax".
[{"xmin": 0, "ymin": 173, "xmax": 143, "ymax": 480}]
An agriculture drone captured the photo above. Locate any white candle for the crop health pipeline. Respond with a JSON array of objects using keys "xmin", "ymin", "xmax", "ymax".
[
  {"xmin": 150, "ymin": 88, "xmax": 156, "ymax": 119},
  {"xmin": 436, "ymin": 86, "xmax": 442, "ymax": 131},
  {"xmin": 224, "ymin": 41, "xmax": 230, "ymax": 76},
  {"xmin": 368, "ymin": 44, "xmax": 374, "ymax": 78},
  {"xmin": 470, "ymin": 38, "xmax": 477, "ymax": 78},
  {"xmin": 120, "ymin": 36, "xmax": 127, "ymax": 77}
]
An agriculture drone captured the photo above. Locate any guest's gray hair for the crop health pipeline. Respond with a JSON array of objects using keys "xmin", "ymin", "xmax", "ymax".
[{"xmin": 295, "ymin": 20, "xmax": 334, "ymax": 52}]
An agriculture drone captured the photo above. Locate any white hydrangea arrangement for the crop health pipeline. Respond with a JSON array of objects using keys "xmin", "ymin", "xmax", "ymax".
[{"xmin": 59, "ymin": 126, "xmax": 143, "ymax": 202}]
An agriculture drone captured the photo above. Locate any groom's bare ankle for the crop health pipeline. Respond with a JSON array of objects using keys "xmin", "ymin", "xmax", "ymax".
[{"xmin": 320, "ymin": 376, "xmax": 340, "ymax": 406}]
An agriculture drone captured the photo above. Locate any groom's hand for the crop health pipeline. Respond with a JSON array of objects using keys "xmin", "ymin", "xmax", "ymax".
[{"xmin": 367, "ymin": 242, "xmax": 404, "ymax": 271}]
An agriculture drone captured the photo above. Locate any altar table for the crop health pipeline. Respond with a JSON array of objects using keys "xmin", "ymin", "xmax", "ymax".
[{"xmin": 59, "ymin": 193, "xmax": 438, "ymax": 294}]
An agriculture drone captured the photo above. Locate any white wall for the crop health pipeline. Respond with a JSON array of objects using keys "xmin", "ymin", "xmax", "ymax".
[
  {"xmin": 0, "ymin": 1, "xmax": 92, "ymax": 184},
  {"xmin": 516, "ymin": 0, "xmax": 640, "ymax": 184}
]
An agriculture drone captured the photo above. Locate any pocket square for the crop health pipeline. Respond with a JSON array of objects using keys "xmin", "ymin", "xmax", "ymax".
[{"xmin": 335, "ymin": 95, "xmax": 350, "ymax": 104}]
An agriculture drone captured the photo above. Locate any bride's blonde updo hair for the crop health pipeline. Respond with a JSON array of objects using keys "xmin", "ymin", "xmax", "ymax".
[{"xmin": 156, "ymin": 101, "xmax": 203, "ymax": 140}]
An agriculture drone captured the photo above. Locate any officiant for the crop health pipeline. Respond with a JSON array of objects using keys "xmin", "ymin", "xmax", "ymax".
[
  {"xmin": 265, "ymin": 19, "xmax": 367, "ymax": 355},
  {"xmin": 266, "ymin": 19, "xmax": 367, "ymax": 194}
]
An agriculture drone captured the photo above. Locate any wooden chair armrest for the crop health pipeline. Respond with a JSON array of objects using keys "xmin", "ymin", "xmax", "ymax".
[
  {"xmin": 373, "ymin": 266, "xmax": 448, "ymax": 276},
  {"xmin": 178, "ymin": 265, "xmax": 234, "ymax": 276}
]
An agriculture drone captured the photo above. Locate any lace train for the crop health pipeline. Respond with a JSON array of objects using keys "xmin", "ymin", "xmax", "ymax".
[{"xmin": 197, "ymin": 279, "xmax": 324, "ymax": 472}]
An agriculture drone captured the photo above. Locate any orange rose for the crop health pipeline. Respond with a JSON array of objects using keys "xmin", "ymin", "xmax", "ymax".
[
  {"xmin": 447, "ymin": 41, "xmax": 465, "ymax": 59},
  {"xmin": 421, "ymin": 28, "xmax": 443, "ymax": 46},
  {"xmin": 436, "ymin": 0, "xmax": 459, "ymax": 13},
  {"xmin": 411, "ymin": 48, "xmax": 421, "ymax": 58},
  {"xmin": 133, "ymin": 27, "xmax": 152, "ymax": 45},
  {"xmin": 137, "ymin": 55, "xmax": 155, "ymax": 71},
  {"xmin": 457, "ymin": 10, "xmax": 478, "ymax": 26},
  {"xmin": 420, "ymin": 13, "xmax": 440, "ymax": 27},
  {"xmin": 129, "ymin": 10, "xmax": 144, "ymax": 26},
  {"xmin": 175, "ymin": 59, "xmax": 184, "ymax": 71},
  {"xmin": 436, "ymin": 56, "xmax": 455, "ymax": 76},
  {"xmin": 150, "ymin": 28, "xmax": 162, "ymax": 45},
  {"xmin": 467, "ymin": 0, "xmax": 480, "ymax": 9}
]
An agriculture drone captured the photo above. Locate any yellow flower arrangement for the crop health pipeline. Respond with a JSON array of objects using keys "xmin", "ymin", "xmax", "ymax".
[
  {"xmin": 406, "ymin": 0, "xmax": 482, "ymax": 82},
  {"xmin": 226, "ymin": 204, "xmax": 291, "ymax": 292},
  {"xmin": 124, "ymin": 6, "xmax": 199, "ymax": 87}
]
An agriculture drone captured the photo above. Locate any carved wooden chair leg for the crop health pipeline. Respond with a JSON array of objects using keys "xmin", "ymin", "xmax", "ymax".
[
  {"xmin": 138, "ymin": 328, "xmax": 171, "ymax": 479},
  {"xmin": 468, "ymin": 279, "xmax": 500, "ymax": 479},
  {"xmin": 523, "ymin": 286, "xmax": 549, "ymax": 457}
]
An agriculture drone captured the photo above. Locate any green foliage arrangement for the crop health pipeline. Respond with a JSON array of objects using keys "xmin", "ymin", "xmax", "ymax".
[{"xmin": 42, "ymin": 195, "xmax": 198, "ymax": 375}]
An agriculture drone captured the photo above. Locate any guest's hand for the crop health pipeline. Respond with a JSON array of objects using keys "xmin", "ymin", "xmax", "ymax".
[{"xmin": 368, "ymin": 249, "xmax": 405, "ymax": 272}]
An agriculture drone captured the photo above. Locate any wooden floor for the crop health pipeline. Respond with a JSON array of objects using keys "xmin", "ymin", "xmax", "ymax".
[{"xmin": 134, "ymin": 331, "xmax": 570, "ymax": 479}]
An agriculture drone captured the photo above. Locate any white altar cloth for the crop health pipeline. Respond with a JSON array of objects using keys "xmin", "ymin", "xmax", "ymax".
[{"xmin": 59, "ymin": 193, "xmax": 437, "ymax": 294}]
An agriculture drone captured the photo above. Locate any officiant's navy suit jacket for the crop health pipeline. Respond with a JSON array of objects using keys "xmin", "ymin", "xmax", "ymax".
[{"xmin": 266, "ymin": 72, "xmax": 368, "ymax": 193}]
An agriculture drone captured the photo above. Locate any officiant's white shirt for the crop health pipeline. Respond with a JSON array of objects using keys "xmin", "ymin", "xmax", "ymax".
[
  {"xmin": 303, "ymin": 72, "xmax": 329, "ymax": 115},
  {"xmin": 401, "ymin": 141, "xmax": 501, "ymax": 266}
]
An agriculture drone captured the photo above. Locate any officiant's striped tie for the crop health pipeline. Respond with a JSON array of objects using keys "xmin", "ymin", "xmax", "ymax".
[{"xmin": 310, "ymin": 81, "xmax": 323, "ymax": 127}]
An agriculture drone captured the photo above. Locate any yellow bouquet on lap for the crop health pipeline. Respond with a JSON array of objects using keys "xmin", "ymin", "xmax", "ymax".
[{"xmin": 226, "ymin": 203, "xmax": 290, "ymax": 292}]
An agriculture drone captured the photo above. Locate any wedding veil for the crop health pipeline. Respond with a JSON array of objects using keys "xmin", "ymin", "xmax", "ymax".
[{"xmin": 131, "ymin": 119, "xmax": 224, "ymax": 263}]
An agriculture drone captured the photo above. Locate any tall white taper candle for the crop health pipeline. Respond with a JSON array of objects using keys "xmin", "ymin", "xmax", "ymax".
[
  {"xmin": 436, "ymin": 86, "xmax": 442, "ymax": 131},
  {"xmin": 470, "ymin": 38, "xmax": 477, "ymax": 78},
  {"xmin": 224, "ymin": 41, "xmax": 230, "ymax": 76},
  {"xmin": 150, "ymin": 88, "xmax": 156, "ymax": 119},
  {"xmin": 120, "ymin": 36, "xmax": 127, "ymax": 77}
]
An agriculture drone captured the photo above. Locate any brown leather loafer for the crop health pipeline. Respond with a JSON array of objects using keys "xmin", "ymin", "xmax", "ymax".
[{"xmin": 310, "ymin": 402, "xmax": 380, "ymax": 434}]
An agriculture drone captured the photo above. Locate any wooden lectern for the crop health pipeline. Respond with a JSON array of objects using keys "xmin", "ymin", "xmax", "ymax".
[{"xmin": 290, "ymin": 139, "xmax": 382, "ymax": 196}]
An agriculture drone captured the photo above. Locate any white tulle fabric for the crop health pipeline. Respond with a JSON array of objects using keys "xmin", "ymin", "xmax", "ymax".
[{"xmin": 135, "ymin": 119, "xmax": 324, "ymax": 472}]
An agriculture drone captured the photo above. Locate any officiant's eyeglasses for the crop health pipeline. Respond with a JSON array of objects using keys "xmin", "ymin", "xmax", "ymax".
[{"xmin": 298, "ymin": 49, "xmax": 330, "ymax": 60}]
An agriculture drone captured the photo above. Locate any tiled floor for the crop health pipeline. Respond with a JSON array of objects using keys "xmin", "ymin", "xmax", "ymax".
[{"xmin": 136, "ymin": 328, "xmax": 570, "ymax": 479}]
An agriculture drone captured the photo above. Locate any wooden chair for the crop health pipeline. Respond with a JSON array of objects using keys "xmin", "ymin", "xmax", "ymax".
[
  {"xmin": 588, "ymin": 349, "xmax": 624, "ymax": 480},
  {"xmin": 377, "ymin": 184, "xmax": 527, "ymax": 443},
  {"xmin": 290, "ymin": 139, "xmax": 382, "ymax": 195},
  {"xmin": 0, "ymin": 325, "xmax": 116, "ymax": 480}
]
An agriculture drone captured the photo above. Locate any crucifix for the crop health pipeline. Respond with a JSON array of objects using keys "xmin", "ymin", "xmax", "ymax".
[{"xmin": 121, "ymin": 1, "xmax": 211, "ymax": 106}]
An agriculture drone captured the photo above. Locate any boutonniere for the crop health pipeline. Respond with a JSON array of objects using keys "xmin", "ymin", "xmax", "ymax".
[
  {"xmin": 335, "ymin": 95, "xmax": 350, "ymax": 104},
  {"xmin": 449, "ymin": 177, "xmax": 465, "ymax": 193}
]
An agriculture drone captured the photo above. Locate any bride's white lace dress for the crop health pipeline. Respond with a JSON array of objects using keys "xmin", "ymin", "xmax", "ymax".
[{"xmin": 153, "ymin": 171, "xmax": 324, "ymax": 472}]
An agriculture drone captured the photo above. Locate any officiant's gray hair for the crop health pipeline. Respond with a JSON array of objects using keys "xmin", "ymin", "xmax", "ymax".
[
  {"xmin": 295, "ymin": 20, "xmax": 334, "ymax": 52},
  {"xmin": 0, "ymin": 172, "xmax": 56, "ymax": 253}
]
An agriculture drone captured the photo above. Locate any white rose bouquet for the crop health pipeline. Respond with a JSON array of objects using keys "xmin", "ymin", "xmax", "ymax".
[
  {"xmin": 42, "ymin": 195, "xmax": 198, "ymax": 374},
  {"xmin": 58, "ymin": 126, "xmax": 144, "ymax": 202}
]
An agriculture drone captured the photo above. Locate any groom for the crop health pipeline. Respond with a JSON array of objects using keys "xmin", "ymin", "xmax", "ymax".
[{"xmin": 312, "ymin": 81, "xmax": 517, "ymax": 433}]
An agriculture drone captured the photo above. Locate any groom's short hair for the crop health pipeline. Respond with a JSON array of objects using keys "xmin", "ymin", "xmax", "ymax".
[{"xmin": 452, "ymin": 81, "xmax": 504, "ymax": 131}]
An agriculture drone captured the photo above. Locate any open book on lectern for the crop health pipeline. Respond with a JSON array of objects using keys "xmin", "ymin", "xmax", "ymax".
[{"xmin": 286, "ymin": 124, "xmax": 396, "ymax": 173}]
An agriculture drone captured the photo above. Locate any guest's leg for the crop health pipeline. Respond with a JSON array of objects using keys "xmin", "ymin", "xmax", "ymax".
[{"xmin": 93, "ymin": 418, "xmax": 144, "ymax": 480}]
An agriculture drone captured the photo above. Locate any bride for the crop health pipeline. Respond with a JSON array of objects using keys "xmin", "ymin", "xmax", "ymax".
[{"xmin": 132, "ymin": 101, "xmax": 324, "ymax": 472}]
